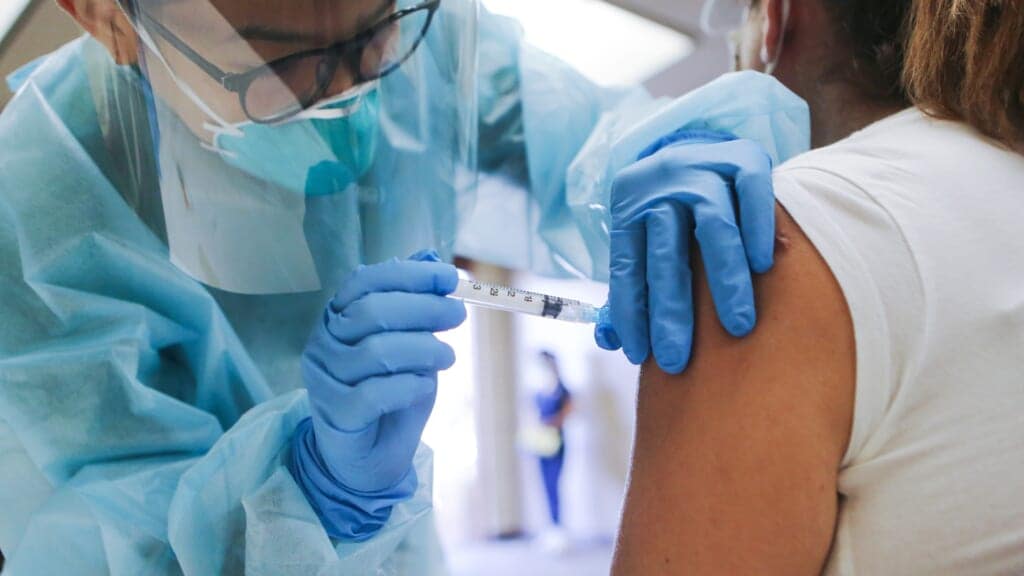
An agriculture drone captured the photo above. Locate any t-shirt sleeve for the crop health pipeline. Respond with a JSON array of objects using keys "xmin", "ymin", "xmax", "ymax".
[{"xmin": 773, "ymin": 165, "xmax": 925, "ymax": 467}]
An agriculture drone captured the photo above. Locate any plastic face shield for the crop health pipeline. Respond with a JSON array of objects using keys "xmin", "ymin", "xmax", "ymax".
[{"xmin": 116, "ymin": 0, "xmax": 479, "ymax": 295}]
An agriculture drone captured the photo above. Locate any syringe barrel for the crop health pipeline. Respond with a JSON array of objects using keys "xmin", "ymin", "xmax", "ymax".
[
  {"xmin": 450, "ymin": 278, "xmax": 600, "ymax": 324},
  {"xmin": 450, "ymin": 279, "xmax": 547, "ymax": 317}
]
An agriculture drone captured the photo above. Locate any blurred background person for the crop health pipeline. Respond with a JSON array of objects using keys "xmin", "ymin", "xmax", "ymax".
[{"xmin": 529, "ymin": 351, "xmax": 574, "ymax": 552}]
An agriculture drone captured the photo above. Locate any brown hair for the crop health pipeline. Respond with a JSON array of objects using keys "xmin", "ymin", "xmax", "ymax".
[
  {"xmin": 902, "ymin": 0, "xmax": 1024, "ymax": 145},
  {"xmin": 804, "ymin": 0, "xmax": 1024, "ymax": 145}
]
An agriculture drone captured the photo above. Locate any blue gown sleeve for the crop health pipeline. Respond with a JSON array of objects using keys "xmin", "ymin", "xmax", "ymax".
[{"xmin": 0, "ymin": 39, "xmax": 442, "ymax": 576}]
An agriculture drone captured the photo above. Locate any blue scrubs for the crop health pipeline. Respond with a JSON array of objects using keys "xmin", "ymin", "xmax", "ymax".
[{"xmin": 535, "ymin": 382, "xmax": 571, "ymax": 526}]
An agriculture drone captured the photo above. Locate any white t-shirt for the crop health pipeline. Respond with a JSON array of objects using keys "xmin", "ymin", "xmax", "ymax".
[{"xmin": 774, "ymin": 108, "xmax": 1024, "ymax": 575}]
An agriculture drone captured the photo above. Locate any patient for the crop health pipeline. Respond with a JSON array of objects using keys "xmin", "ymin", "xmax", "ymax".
[{"xmin": 613, "ymin": 0, "xmax": 1024, "ymax": 574}]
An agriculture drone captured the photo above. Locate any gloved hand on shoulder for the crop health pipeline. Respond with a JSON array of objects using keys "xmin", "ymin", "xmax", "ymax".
[{"xmin": 596, "ymin": 129, "xmax": 776, "ymax": 374}]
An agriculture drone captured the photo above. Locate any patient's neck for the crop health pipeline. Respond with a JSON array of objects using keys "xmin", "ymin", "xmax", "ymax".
[{"xmin": 806, "ymin": 82, "xmax": 908, "ymax": 149}]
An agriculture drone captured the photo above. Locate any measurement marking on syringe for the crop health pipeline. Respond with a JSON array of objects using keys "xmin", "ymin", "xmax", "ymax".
[
  {"xmin": 467, "ymin": 282, "xmax": 584, "ymax": 305},
  {"xmin": 452, "ymin": 277, "xmax": 600, "ymax": 324}
]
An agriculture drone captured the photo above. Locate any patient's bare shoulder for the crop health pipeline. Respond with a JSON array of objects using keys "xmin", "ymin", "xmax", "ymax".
[{"xmin": 612, "ymin": 205, "xmax": 855, "ymax": 576}]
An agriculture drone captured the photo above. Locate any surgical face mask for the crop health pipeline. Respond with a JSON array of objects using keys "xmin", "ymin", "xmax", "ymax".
[{"xmin": 205, "ymin": 86, "xmax": 381, "ymax": 196}]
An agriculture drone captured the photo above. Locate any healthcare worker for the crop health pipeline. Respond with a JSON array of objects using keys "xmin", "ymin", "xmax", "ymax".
[
  {"xmin": 0, "ymin": 0, "xmax": 804, "ymax": 573},
  {"xmin": 531, "ymin": 351, "xmax": 573, "ymax": 552}
]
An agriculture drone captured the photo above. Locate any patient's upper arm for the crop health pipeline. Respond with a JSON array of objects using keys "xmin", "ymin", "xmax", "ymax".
[{"xmin": 612, "ymin": 206, "xmax": 856, "ymax": 575}]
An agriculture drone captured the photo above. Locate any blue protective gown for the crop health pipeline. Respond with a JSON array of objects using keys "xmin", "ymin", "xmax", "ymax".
[{"xmin": 0, "ymin": 10, "xmax": 643, "ymax": 575}]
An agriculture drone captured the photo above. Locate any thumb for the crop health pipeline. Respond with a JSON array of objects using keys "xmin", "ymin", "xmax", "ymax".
[
  {"xmin": 594, "ymin": 304, "xmax": 623, "ymax": 351},
  {"xmin": 409, "ymin": 249, "xmax": 442, "ymax": 263}
]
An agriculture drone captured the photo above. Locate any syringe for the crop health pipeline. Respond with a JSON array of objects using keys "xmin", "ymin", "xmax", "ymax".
[{"xmin": 450, "ymin": 278, "xmax": 602, "ymax": 324}]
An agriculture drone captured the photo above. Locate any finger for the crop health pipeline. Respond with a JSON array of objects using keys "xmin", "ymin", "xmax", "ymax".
[
  {"xmin": 693, "ymin": 201, "xmax": 757, "ymax": 337},
  {"xmin": 373, "ymin": 393, "xmax": 437, "ymax": 487},
  {"xmin": 331, "ymin": 259, "xmax": 459, "ymax": 312},
  {"xmin": 327, "ymin": 292, "xmax": 467, "ymax": 344},
  {"xmin": 609, "ymin": 227, "xmax": 650, "ymax": 365},
  {"xmin": 594, "ymin": 325, "xmax": 622, "ymax": 351},
  {"xmin": 646, "ymin": 204, "xmax": 695, "ymax": 374},
  {"xmin": 644, "ymin": 135, "xmax": 770, "ymax": 245},
  {"xmin": 310, "ymin": 332, "xmax": 456, "ymax": 385},
  {"xmin": 594, "ymin": 303, "xmax": 623, "ymax": 351},
  {"xmin": 408, "ymin": 249, "xmax": 442, "ymax": 263},
  {"xmin": 359, "ymin": 373, "xmax": 438, "ymax": 418},
  {"xmin": 732, "ymin": 141, "xmax": 776, "ymax": 274},
  {"xmin": 306, "ymin": 371, "xmax": 436, "ymax": 432},
  {"xmin": 320, "ymin": 375, "xmax": 437, "ymax": 492}
]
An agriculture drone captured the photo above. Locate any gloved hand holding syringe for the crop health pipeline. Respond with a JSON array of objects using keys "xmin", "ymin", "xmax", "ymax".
[{"xmin": 450, "ymin": 275, "xmax": 602, "ymax": 324}]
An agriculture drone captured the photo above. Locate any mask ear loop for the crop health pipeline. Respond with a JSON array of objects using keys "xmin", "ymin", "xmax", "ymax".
[
  {"xmin": 761, "ymin": 0, "xmax": 790, "ymax": 75},
  {"xmin": 700, "ymin": 0, "xmax": 725, "ymax": 35}
]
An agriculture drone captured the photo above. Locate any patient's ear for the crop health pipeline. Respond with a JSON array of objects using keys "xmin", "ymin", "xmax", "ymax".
[
  {"xmin": 57, "ymin": 0, "xmax": 139, "ymax": 65},
  {"xmin": 760, "ymin": 0, "xmax": 787, "ymax": 68}
]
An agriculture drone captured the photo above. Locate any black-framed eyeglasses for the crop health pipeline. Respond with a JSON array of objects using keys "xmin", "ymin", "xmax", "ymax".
[{"xmin": 137, "ymin": 0, "xmax": 440, "ymax": 124}]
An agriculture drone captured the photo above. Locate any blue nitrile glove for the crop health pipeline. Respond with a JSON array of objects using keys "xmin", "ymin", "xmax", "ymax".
[
  {"xmin": 595, "ymin": 129, "xmax": 776, "ymax": 374},
  {"xmin": 289, "ymin": 249, "xmax": 467, "ymax": 541}
]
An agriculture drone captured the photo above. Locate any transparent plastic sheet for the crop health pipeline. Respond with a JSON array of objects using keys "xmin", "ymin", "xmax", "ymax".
[
  {"xmin": 454, "ymin": 39, "xmax": 653, "ymax": 278},
  {"xmin": 459, "ymin": 51, "xmax": 810, "ymax": 282},
  {"xmin": 121, "ymin": 0, "xmax": 479, "ymax": 296}
]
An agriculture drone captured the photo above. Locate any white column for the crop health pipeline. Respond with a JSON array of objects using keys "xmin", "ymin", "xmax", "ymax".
[{"xmin": 470, "ymin": 262, "xmax": 524, "ymax": 538}]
